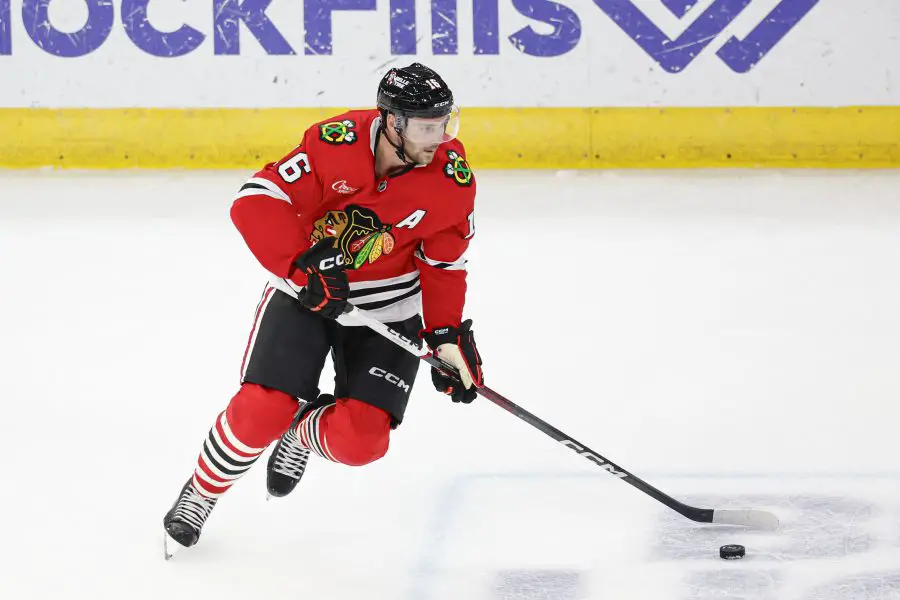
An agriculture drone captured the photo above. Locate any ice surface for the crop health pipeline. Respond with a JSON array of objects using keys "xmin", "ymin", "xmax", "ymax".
[{"xmin": 1, "ymin": 169, "xmax": 899, "ymax": 600}]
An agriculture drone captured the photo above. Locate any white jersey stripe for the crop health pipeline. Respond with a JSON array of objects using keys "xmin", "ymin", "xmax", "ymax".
[
  {"xmin": 210, "ymin": 425, "xmax": 258, "ymax": 465},
  {"xmin": 219, "ymin": 412, "xmax": 266, "ymax": 454},
  {"xmin": 349, "ymin": 283, "xmax": 420, "ymax": 306},
  {"xmin": 199, "ymin": 447, "xmax": 254, "ymax": 481},
  {"xmin": 347, "ymin": 270, "xmax": 419, "ymax": 291},
  {"xmin": 415, "ymin": 245, "xmax": 467, "ymax": 271},
  {"xmin": 269, "ymin": 277, "xmax": 423, "ymax": 326},
  {"xmin": 192, "ymin": 474, "xmax": 227, "ymax": 497},
  {"xmin": 194, "ymin": 466, "xmax": 229, "ymax": 489},
  {"xmin": 244, "ymin": 177, "xmax": 291, "ymax": 203},
  {"xmin": 234, "ymin": 187, "xmax": 290, "ymax": 203}
]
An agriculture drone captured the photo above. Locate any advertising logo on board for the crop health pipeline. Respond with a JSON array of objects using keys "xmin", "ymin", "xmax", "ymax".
[
  {"xmin": 0, "ymin": 0, "xmax": 819, "ymax": 73},
  {"xmin": 595, "ymin": 0, "xmax": 821, "ymax": 73}
]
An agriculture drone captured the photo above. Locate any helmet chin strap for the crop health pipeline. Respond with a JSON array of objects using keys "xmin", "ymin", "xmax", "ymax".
[{"xmin": 380, "ymin": 115, "xmax": 419, "ymax": 166}]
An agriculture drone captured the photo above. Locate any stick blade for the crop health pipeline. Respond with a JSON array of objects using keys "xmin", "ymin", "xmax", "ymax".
[{"xmin": 712, "ymin": 509, "xmax": 780, "ymax": 530}]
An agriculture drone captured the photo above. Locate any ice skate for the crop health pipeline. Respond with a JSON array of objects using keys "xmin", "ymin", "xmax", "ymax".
[
  {"xmin": 266, "ymin": 394, "xmax": 333, "ymax": 499},
  {"xmin": 163, "ymin": 478, "xmax": 218, "ymax": 559}
]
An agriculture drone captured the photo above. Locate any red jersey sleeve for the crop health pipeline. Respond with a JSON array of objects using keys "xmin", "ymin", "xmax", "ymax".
[
  {"xmin": 230, "ymin": 128, "xmax": 322, "ymax": 285},
  {"xmin": 415, "ymin": 187, "xmax": 476, "ymax": 331}
]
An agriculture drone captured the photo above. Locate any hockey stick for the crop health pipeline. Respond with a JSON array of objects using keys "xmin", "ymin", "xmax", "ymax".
[{"xmin": 339, "ymin": 303, "xmax": 780, "ymax": 531}]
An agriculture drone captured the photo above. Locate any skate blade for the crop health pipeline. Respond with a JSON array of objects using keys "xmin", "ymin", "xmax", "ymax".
[{"xmin": 164, "ymin": 533, "xmax": 182, "ymax": 560}]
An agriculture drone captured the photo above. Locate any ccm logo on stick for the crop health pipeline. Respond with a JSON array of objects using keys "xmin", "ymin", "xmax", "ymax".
[
  {"xmin": 369, "ymin": 367, "xmax": 411, "ymax": 392},
  {"xmin": 561, "ymin": 440, "xmax": 628, "ymax": 478}
]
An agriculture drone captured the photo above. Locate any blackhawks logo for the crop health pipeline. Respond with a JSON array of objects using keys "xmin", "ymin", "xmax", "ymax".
[
  {"xmin": 310, "ymin": 204, "xmax": 395, "ymax": 269},
  {"xmin": 443, "ymin": 150, "xmax": 472, "ymax": 186},
  {"xmin": 319, "ymin": 120, "xmax": 357, "ymax": 145}
]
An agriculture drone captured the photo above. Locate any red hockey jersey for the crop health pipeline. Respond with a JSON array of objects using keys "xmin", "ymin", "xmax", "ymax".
[{"xmin": 230, "ymin": 109, "xmax": 476, "ymax": 330}]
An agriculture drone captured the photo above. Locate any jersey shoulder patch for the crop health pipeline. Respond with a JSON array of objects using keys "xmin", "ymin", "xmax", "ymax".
[
  {"xmin": 441, "ymin": 148, "xmax": 474, "ymax": 187},
  {"xmin": 311, "ymin": 109, "xmax": 378, "ymax": 149},
  {"xmin": 318, "ymin": 118, "xmax": 358, "ymax": 145}
]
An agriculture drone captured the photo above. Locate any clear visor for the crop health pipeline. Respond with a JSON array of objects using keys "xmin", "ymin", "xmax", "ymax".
[{"xmin": 400, "ymin": 105, "xmax": 460, "ymax": 145}]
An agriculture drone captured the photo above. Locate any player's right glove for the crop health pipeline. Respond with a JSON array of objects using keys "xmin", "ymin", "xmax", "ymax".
[
  {"xmin": 292, "ymin": 238, "xmax": 350, "ymax": 319},
  {"xmin": 422, "ymin": 320, "xmax": 484, "ymax": 404}
]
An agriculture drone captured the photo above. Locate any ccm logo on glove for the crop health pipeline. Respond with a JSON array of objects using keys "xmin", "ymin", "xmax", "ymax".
[
  {"xmin": 318, "ymin": 255, "xmax": 346, "ymax": 271},
  {"xmin": 292, "ymin": 238, "xmax": 350, "ymax": 319},
  {"xmin": 421, "ymin": 319, "xmax": 484, "ymax": 404}
]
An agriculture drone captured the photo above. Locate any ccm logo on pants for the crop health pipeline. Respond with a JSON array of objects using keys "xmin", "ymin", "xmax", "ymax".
[{"xmin": 369, "ymin": 367, "xmax": 411, "ymax": 392}]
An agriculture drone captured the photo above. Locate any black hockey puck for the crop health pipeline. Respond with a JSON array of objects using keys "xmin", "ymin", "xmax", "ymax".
[{"xmin": 719, "ymin": 544, "xmax": 746, "ymax": 560}]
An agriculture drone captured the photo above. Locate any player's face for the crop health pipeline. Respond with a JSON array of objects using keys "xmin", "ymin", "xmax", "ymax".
[
  {"xmin": 386, "ymin": 110, "xmax": 460, "ymax": 165},
  {"xmin": 400, "ymin": 115, "xmax": 452, "ymax": 164},
  {"xmin": 403, "ymin": 138, "xmax": 441, "ymax": 165}
]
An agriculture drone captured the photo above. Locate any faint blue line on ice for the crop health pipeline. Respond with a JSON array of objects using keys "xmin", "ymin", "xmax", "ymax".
[
  {"xmin": 406, "ymin": 473, "xmax": 466, "ymax": 600},
  {"xmin": 406, "ymin": 469, "xmax": 900, "ymax": 600}
]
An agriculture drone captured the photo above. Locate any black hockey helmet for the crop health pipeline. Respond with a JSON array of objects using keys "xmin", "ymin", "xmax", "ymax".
[
  {"xmin": 375, "ymin": 63, "xmax": 459, "ymax": 164},
  {"xmin": 376, "ymin": 62, "xmax": 454, "ymax": 119}
]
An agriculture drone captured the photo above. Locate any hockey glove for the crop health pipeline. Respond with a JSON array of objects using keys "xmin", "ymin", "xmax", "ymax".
[
  {"xmin": 293, "ymin": 238, "xmax": 350, "ymax": 319},
  {"xmin": 422, "ymin": 320, "xmax": 484, "ymax": 404}
]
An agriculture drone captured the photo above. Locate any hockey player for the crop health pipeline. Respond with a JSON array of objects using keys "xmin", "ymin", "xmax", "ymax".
[{"xmin": 163, "ymin": 63, "xmax": 484, "ymax": 554}]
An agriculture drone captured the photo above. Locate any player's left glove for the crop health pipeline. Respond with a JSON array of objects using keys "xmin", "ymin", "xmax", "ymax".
[{"xmin": 422, "ymin": 320, "xmax": 484, "ymax": 404}]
